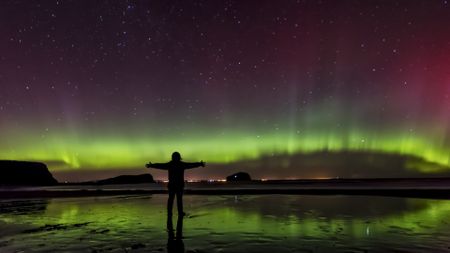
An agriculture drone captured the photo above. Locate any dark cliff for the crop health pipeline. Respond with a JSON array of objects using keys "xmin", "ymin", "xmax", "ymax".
[
  {"xmin": 95, "ymin": 174, "xmax": 155, "ymax": 185},
  {"xmin": 0, "ymin": 160, "xmax": 58, "ymax": 185}
]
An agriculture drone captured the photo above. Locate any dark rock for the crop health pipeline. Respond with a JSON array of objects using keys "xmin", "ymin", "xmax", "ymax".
[
  {"xmin": 22, "ymin": 222, "xmax": 91, "ymax": 233},
  {"xmin": 130, "ymin": 243, "xmax": 145, "ymax": 249},
  {"xmin": 22, "ymin": 224, "xmax": 67, "ymax": 233},
  {"xmin": 226, "ymin": 172, "xmax": 251, "ymax": 182},
  {"xmin": 0, "ymin": 199, "xmax": 48, "ymax": 214},
  {"xmin": 0, "ymin": 160, "xmax": 58, "ymax": 185},
  {"xmin": 89, "ymin": 228, "xmax": 110, "ymax": 234},
  {"xmin": 95, "ymin": 174, "xmax": 154, "ymax": 185}
]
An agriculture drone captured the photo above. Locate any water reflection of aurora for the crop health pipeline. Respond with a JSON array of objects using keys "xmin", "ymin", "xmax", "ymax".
[
  {"xmin": 1, "ymin": 195, "xmax": 449, "ymax": 252},
  {"xmin": 47, "ymin": 195, "xmax": 450, "ymax": 237}
]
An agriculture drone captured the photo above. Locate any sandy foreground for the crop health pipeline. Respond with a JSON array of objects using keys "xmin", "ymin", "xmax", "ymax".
[{"xmin": 0, "ymin": 194, "xmax": 450, "ymax": 252}]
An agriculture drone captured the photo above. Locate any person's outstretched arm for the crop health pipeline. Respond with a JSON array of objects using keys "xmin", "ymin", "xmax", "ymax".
[
  {"xmin": 183, "ymin": 160, "xmax": 206, "ymax": 169},
  {"xmin": 145, "ymin": 162, "xmax": 170, "ymax": 170}
]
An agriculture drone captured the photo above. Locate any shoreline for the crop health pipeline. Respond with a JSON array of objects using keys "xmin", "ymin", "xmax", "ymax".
[
  {"xmin": 1, "ymin": 188, "xmax": 449, "ymax": 199},
  {"xmin": 2, "ymin": 179, "xmax": 450, "ymax": 199}
]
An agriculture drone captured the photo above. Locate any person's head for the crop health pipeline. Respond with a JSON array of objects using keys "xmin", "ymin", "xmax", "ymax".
[{"xmin": 171, "ymin": 152, "xmax": 182, "ymax": 161}]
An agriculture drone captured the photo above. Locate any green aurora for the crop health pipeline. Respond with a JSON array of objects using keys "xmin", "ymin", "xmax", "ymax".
[{"xmin": 1, "ymin": 126, "xmax": 449, "ymax": 174}]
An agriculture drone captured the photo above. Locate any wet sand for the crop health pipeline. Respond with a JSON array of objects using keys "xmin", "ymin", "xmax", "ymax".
[{"xmin": 0, "ymin": 195, "xmax": 449, "ymax": 252}]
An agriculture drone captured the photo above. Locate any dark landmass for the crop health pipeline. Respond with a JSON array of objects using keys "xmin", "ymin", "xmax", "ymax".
[
  {"xmin": 0, "ymin": 160, "xmax": 57, "ymax": 186},
  {"xmin": 226, "ymin": 172, "xmax": 251, "ymax": 181},
  {"xmin": 89, "ymin": 174, "xmax": 154, "ymax": 185},
  {"xmin": 58, "ymin": 174, "xmax": 156, "ymax": 186}
]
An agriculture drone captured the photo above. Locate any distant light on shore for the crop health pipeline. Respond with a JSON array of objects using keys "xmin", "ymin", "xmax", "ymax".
[{"xmin": 158, "ymin": 179, "xmax": 227, "ymax": 183}]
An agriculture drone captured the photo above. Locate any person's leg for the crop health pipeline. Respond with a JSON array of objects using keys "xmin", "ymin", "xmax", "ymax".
[
  {"xmin": 167, "ymin": 191, "xmax": 175, "ymax": 215},
  {"xmin": 176, "ymin": 214, "xmax": 184, "ymax": 238},
  {"xmin": 167, "ymin": 212, "xmax": 174, "ymax": 234},
  {"xmin": 176, "ymin": 191, "xmax": 184, "ymax": 215}
]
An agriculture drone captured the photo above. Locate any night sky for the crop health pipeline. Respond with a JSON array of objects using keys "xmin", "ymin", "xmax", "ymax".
[{"xmin": 1, "ymin": 1, "xmax": 450, "ymax": 181}]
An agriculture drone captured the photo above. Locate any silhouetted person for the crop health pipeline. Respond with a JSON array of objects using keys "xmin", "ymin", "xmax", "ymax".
[
  {"xmin": 146, "ymin": 152, "xmax": 205, "ymax": 216},
  {"xmin": 167, "ymin": 214, "xmax": 184, "ymax": 253}
]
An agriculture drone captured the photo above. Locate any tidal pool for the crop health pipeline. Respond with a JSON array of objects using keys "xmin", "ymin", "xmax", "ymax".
[{"xmin": 0, "ymin": 195, "xmax": 449, "ymax": 252}]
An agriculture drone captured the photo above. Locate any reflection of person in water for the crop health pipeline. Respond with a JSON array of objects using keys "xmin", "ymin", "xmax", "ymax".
[
  {"xmin": 146, "ymin": 152, "xmax": 205, "ymax": 216},
  {"xmin": 167, "ymin": 214, "xmax": 184, "ymax": 253}
]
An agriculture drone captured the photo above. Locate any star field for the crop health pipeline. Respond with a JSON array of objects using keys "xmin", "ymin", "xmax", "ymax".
[{"xmin": 1, "ymin": 0, "xmax": 450, "ymax": 181}]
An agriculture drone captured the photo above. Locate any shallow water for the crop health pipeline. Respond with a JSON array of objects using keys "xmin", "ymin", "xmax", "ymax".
[{"xmin": 0, "ymin": 195, "xmax": 449, "ymax": 252}]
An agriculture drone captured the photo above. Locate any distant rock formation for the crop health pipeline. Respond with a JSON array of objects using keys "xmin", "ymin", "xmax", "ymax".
[
  {"xmin": 95, "ymin": 174, "xmax": 155, "ymax": 185},
  {"xmin": 0, "ymin": 160, "xmax": 58, "ymax": 185},
  {"xmin": 226, "ymin": 172, "xmax": 251, "ymax": 182}
]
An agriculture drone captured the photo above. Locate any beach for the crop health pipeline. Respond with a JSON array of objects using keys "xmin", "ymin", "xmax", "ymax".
[
  {"xmin": 1, "ymin": 179, "xmax": 450, "ymax": 199},
  {"xmin": 1, "ymin": 192, "xmax": 450, "ymax": 252}
]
